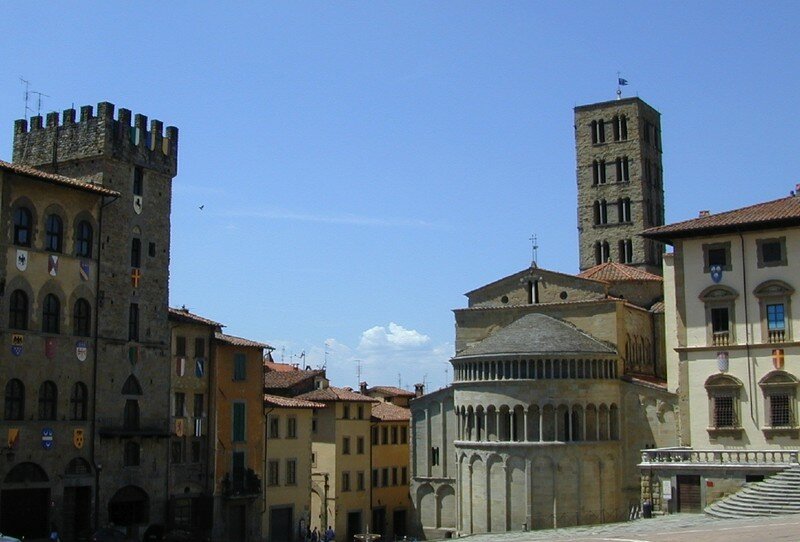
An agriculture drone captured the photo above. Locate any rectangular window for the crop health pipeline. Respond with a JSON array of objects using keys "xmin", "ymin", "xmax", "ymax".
[
  {"xmin": 194, "ymin": 337, "xmax": 205, "ymax": 357},
  {"xmin": 268, "ymin": 460, "xmax": 279, "ymax": 486},
  {"xmin": 357, "ymin": 436, "xmax": 364, "ymax": 454},
  {"xmin": 233, "ymin": 452, "xmax": 246, "ymax": 490},
  {"xmin": 342, "ymin": 436, "xmax": 351, "ymax": 455},
  {"xmin": 768, "ymin": 304, "xmax": 786, "ymax": 331},
  {"xmin": 343, "ymin": 405, "xmax": 350, "ymax": 419},
  {"xmin": 312, "ymin": 416, "xmax": 318, "ymax": 434},
  {"xmin": 130, "ymin": 238, "xmax": 141, "ymax": 268},
  {"xmin": 191, "ymin": 440, "xmax": 202, "ymax": 463},
  {"xmin": 372, "ymin": 469, "xmax": 379, "ymax": 488},
  {"xmin": 148, "ymin": 242, "xmax": 156, "ymax": 257},
  {"xmin": 269, "ymin": 416, "xmax": 280, "ymax": 438},
  {"xmin": 371, "ymin": 427, "xmax": 379, "ymax": 446},
  {"xmin": 381, "ymin": 426, "xmax": 388, "ymax": 445},
  {"xmin": 357, "ymin": 405, "xmax": 364, "ymax": 419},
  {"xmin": 703, "ymin": 242, "xmax": 732, "ymax": 273},
  {"xmin": 708, "ymin": 248, "xmax": 727, "ymax": 267},
  {"xmin": 381, "ymin": 468, "xmax": 389, "ymax": 487},
  {"xmin": 233, "ymin": 353, "xmax": 246, "ymax": 381},
  {"xmin": 174, "ymin": 392, "xmax": 186, "ymax": 417},
  {"xmin": 431, "ymin": 446, "xmax": 440, "ymax": 466},
  {"xmin": 128, "ymin": 303, "xmax": 139, "ymax": 341},
  {"xmin": 714, "ymin": 395, "xmax": 736, "ymax": 428},
  {"xmin": 133, "ymin": 166, "xmax": 144, "ymax": 196},
  {"xmin": 392, "ymin": 467, "xmax": 398, "ymax": 486},
  {"xmin": 311, "ymin": 452, "xmax": 317, "ymax": 467},
  {"xmin": 176, "ymin": 336, "xmax": 186, "ymax": 356},
  {"xmin": 342, "ymin": 471, "xmax": 351, "ymax": 492},
  {"xmin": 171, "ymin": 439, "xmax": 184, "ymax": 464},
  {"xmin": 391, "ymin": 426, "xmax": 398, "ymax": 445},
  {"xmin": 233, "ymin": 402, "xmax": 246, "ymax": 442},
  {"xmin": 286, "ymin": 459, "xmax": 297, "ymax": 485},
  {"xmin": 287, "ymin": 417, "xmax": 297, "ymax": 438},
  {"xmin": 357, "ymin": 471, "xmax": 365, "ymax": 491},
  {"xmin": 758, "ymin": 238, "xmax": 787, "ymax": 268},
  {"xmin": 711, "ymin": 307, "xmax": 730, "ymax": 334},
  {"xmin": 193, "ymin": 393, "xmax": 204, "ymax": 418},
  {"xmin": 770, "ymin": 394, "xmax": 792, "ymax": 426},
  {"xmin": 401, "ymin": 466, "xmax": 408, "ymax": 485},
  {"xmin": 400, "ymin": 426, "xmax": 408, "ymax": 444}
]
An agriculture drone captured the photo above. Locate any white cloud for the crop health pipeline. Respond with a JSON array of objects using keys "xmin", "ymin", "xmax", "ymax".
[{"xmin": 358, "ymin": 322, "xmax": 431, "ymax": 351}]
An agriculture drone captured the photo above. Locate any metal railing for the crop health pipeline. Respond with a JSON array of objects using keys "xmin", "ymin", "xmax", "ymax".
[{"xmin": 639, "ymin": 447, "xmax": 799, "ymax": 467}]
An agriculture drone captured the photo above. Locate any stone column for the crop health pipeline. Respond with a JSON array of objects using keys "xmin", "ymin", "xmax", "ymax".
[{"xmin": 523, "ymin": 409, "xmax": 528, "ymax": 442}]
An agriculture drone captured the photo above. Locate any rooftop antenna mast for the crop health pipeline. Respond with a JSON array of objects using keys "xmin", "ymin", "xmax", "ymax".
[
  {"xmin": 529, "ymin": 233, "xmax": 538, "ymax": 267},
  {"xmin": 356, "ymin": 359, "xmax": 363, "ymax": 387},
  {"xmin": 397, "ymin": 373, "xmax": 402, "ymax": 388},
  {"xmin": 20, "ymin": 77, "xmax": 31, "ymax": 119},
  {"xmin": 321, "ymin": 340, "xmax": 330, "ymax": 370},
  {"xmin": 32, "ymin": 90, "xmax": 50, "ymax": 117}
]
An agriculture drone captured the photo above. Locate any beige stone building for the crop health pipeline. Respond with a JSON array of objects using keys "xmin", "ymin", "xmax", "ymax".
[
  {"xmin": 409, "ymin": 96, "xmax": 677, "ymax": 538},
  {"xmin": 296, "ymin": 385, "xmax": 378, "ymax": 541},
  {"xmin": 263, "ymin": 394, "xmax": 323, "ymax": 542},
  {"xmin": 641, "ymin": 195, "xmax": 800, "ymax": 512}
]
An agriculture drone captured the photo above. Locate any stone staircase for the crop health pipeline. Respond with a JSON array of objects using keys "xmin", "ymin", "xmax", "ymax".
[{"xmin": 705, "ymin": 466, "xmax": 800, "ymax": 518}]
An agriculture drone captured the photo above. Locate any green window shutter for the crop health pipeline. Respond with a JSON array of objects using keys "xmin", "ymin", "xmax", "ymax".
[
  {"xmin": 234, "ymin": 353, "xmax": 247, "ymax": 381},
  {"xmin": 233, "ymin": 403, "xmax": 246, "ymax": 441}
]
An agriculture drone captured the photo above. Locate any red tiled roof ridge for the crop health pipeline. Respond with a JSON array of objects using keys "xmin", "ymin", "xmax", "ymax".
[
  {"xmin": 0, "ymin": 159, "xmax": 120, "ymax": 197},
  {"xmin": 168, "ymin": 306, "xmax": 223, "ymax": 328},
  {"xmin": 577, "ymin": 261, "xmax": 662, "ymax": 282},
  {"xmin": 371, "ymin": 401, "xmax": 411, "ymax": 421},
  {"xmin": 642, "ymin": 195, "xmax": 800, "ymax": 239},
  {"xmin": 367, "ymin": 385, "xmax": 415, "ymax": 397},
  {"xmin": 215, "ymin": 331, "xmax": 272, "ymax": 349},
  {"xmin": 263, "ymin": 393, "xmax": 324, "ymax": 409}
]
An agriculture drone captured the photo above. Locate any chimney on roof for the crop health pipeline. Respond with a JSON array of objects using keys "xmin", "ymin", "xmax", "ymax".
[
  {"xmin": 699, "ymin": 210, "xmax": 710, "ymax": 218},
  {"xmin": 359, "ymin": 381, "xmax": 367, "ymax": 394},
  {"xmin": 414, "ymin": 383, "xmax": 424, "ymax": 397},
  {"xmin": 795, "ymin": 183, "xmax": 800, "ymax": 195}
]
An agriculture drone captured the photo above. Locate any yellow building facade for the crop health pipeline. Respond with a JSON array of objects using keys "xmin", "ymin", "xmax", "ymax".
[
  {"xmin": 263, "ymin": 394, "xmax": 323, "ymax": 542},
  {"xmin": 370, "ymin": 401, "xmax": 411, "ymax": 539}
]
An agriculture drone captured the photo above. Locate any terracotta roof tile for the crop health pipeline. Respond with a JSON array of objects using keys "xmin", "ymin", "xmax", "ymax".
[
  {"xmin": 263, "ymin": 394, "xmax": 324, "ymax": 409},
  {"xmin": 577, "ymin": 262, "xmax": 662, "ymax": 282},
  {"xmin": 366, "ymin": 386, "xmax": 415, "ymax": 397},
  {"xmin": 265, "ymin": 361, "xmax": 301, "ymax": 373},
  {"xmin": 649, "ymin": 301, "xmax": 665, "ymax": 314},
  {"xmin": 169, "ymin": 307, "xmax": 223, "ymax": 328},
  {"xmin": 372, "ymin": 402, "xmax": 410, "ymax": 421},
  {"xmin": 264, "ymin": 370, "xmax": 323, "ymax": 389},
  {"xmin": 296, "ymin": 386, "xmax": 379, "ymax": 403},
  {"xmin": 0, "ymin": 159, "xmax": 120, "ymax": 197},
  {"xmin": 642, "ymin": 196, "xmax": 800, "ymax": 242},
  {"xmin": 215, "ymin": 332, "xmax": 271, "ymax": 349}
]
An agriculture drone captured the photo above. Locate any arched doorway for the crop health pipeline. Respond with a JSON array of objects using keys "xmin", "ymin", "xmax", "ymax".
[
  {"xmin": 1, "ymin": 462, "xmax": 51, "ymax": 539},
  {"xmin": 108, "ymin": 485, "xmax": 149, "ymax": 529},
  {"xmin": 64, "ymin": 458, "xmax": 93, "ymax": 542}
]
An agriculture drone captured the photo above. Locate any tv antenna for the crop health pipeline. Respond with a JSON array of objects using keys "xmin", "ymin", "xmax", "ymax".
[
  {"xmin": 321, "ymin": 340, "xmax": 331, "ymax": 370},
  {"xmin": 356, "ymin": 359, "xmax": 363, "ymax": 386}
]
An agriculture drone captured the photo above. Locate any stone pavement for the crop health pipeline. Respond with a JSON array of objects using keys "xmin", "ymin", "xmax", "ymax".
[{"xmin": 461, "ymin": 513, "xmax": 800, "ymax": 542}]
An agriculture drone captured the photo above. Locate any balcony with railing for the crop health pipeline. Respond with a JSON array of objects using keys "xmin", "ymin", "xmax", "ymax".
[
  {"xmin": 639, "ymin": 447, "xmax": 799, "ymax": 470},
  {"xmin": 221, "ymin": 468, "xmax": 261, "ymax": 499},
  {"xmin": 768, "ymin": 329, "xmax": 786, "ymax": 343},
  {"xmin": 712, "ymin": 331, "xmax": 730, "ymax": 347}
]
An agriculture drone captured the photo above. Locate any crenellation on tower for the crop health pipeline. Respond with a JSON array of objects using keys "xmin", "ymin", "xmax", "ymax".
[{"xmin": 13, "ymin": 101, "xmax": 178, "ymax": 177}]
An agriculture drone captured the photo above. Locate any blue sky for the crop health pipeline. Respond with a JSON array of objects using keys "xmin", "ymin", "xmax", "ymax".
[{"xmin": 2, "ymin": 3, "xmax": 799, "ymax": 391}]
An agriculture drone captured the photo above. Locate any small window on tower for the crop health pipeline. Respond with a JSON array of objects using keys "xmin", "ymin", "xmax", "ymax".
[
  {"xmin": 133, "ymin": 166, "xmax": 144, "ymax": 196},
  {"xmin": 148, "ymin": 242, "xmax": 156, "ymax": 257}
]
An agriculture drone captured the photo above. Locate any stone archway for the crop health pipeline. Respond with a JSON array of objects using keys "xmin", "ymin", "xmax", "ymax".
[
  {"xmin": 108, "ymin": 485, "xmax": 149, "ymax": 527},
  {"xmin": 1, "ymin": 461, "xmax": 51, "ymax": 539}
]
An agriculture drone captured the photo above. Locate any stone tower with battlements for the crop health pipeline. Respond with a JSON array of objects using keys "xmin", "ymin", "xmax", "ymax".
[
  {"xmin": 575, "ymin": 97, "xmax": 664, "ymax": 275},
  {"xmin": 13, "ymin": 102, "xmax": 177, "ymax": 529}
]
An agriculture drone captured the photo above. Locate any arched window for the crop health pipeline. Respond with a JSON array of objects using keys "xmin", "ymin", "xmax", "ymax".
[
  {"xmin": 9, "ymin": 290, "xmax": 28, "ymax": 330},
  {"xmin": 76, "ymin": 220, "xmax": 93, "ymax": 257},
  {"xmin": 70, "ymin": 382, "xmax": 88, "ymax": 421},
  {"xmin": 754, "ymin": 280, "xmax": 794, "ymax": 344},
  {"xmin": 124, "ymin": 399, "xmax": 140, "ymax": 430},
  {"xmin": 38, "ymin": 381, "xmax": 58, "ymax": 420},
  {"xmin": 42, "ymin": 294, "xmax": 60, "ymax": 333},
  {"xmin": 759, "ymin": 371, "xmax": 799, "ymax": 431},
  {"xmin": 4, "ymin": 379, "xmax": 24, "ymax": 420},
  {"xmin": 73, "ymin": 298, "xmax": 91, "ymax": 337},
  {"xmin": 122, "ymin": 375, "xmax": 143, "ymax": 395},
  {"xmin": 124, "ymin": 441, "xmax": 141, "ymax": 467},
  {"xmin": 705, "ymin": 374, "xmax": 743, "ymax": 435},
  {"xmin": 45, "ymin": 214, "xmax": 63, "ymax": 252},
  {"xmin": 13, "ymin": 207, "xmax": 32, "ymax": 246}
]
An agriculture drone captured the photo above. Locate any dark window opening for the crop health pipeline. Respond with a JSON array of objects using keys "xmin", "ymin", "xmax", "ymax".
[
  {"xmin": 73, "ymin": 298, "xmax": 91, "ymax": 336},
  {"xmin": 42, "ymin": 294, "xmax": 60, "ymax": 333},
  {"xmin": 38, "ymin": 381, "xmax": 58, "ymax": 420},
  {"xmin": 70, "ymin": 382, "xmax": 88, "ymax": 420},
  {"xmin": 131, "ymin": 238, "xmax": 142, "ymax": 268},
  {"xmin": 9, "ymin": 290, "xmax": 28, "ymax": 330},
  {"xmin": 13, "ymin": 207, "xmax": 32, "ymax": 246},
  {"xmin": 133, "ymin": 166, "xmax": 144, "ymax": 196},
  {"xmin": 76, "ymin": 221, "xmax": 93, "ymax": 257},
  {"xmin": 45, "ymin": 214, "xmax": 63, "ymax": 252}
]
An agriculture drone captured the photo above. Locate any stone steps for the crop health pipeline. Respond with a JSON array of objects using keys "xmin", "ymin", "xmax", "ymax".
[{"xmin": 705, "ymin": 465, "xmax": 800, "ymax": 518}]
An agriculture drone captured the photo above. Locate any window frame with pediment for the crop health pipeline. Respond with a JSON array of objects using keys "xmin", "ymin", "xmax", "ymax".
[
  {"xmin": 705, "ymin": 373, "xmax": 744, "ymax": 437},
  {"xmin": 754, "ymin": 280, "xmax": 794, "ymax": 344},
  {"xmin": 699, "ymin": 285, "xmax": 738, "ymax": 347},
  {"xmin": 759, "ymin": 370, "xmax": 799, "ymax": 437}
]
